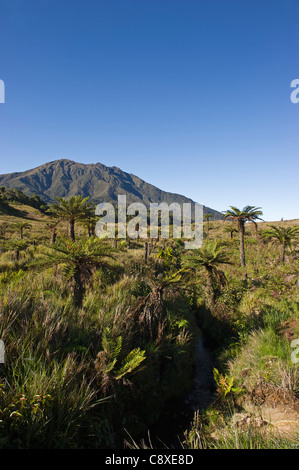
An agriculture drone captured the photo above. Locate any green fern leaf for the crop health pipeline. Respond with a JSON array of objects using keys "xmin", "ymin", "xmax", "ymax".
[{"xmin": 114, "ymin": 348, "xmax": 146, "ymax": 380}]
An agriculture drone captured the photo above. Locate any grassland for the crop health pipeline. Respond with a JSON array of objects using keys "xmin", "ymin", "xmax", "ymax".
[{"xmin": 0, "ymin": 202, "xmax": 298, "ymax": 449}]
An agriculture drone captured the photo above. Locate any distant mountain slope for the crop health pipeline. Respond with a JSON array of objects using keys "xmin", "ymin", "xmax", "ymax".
[{"xmin": 0, "ymin": 159, "xmax": 223, "ymax": 219}]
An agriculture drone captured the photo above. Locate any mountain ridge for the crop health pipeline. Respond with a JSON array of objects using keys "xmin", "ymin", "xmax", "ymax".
[{"xmin": 0, "ymin": 159, "xmax": 223, "ymax": 219}]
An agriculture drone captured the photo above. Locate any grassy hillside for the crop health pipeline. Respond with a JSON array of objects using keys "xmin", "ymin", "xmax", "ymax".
[{"xmin": 0, "ymin": 202, "xmax": 298, "ymax": 449}]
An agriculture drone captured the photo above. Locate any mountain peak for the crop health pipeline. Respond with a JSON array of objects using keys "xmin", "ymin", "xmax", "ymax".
[{"xmin": 0, "ymin": 159, "xmax": 223, "ymax": 218}]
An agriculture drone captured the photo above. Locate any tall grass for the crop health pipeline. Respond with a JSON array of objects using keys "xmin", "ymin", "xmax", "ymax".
[{"xmin": 0, "ymin": 212, "xmax": 298, "ymax": 448}]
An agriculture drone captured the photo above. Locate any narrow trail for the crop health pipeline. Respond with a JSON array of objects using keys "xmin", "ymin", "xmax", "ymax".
[
  {"xmin": 147, "ymin": 328, "xmax": 216, "ymax": 448},
  {"xmin": 184, "ymin": 328, "xmax": 215, "ymax": 414}
]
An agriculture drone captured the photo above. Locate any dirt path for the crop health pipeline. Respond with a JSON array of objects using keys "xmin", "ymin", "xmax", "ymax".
[{"xmin": 184, "ymin": 328, "xmax": 215, "ymax": 412}]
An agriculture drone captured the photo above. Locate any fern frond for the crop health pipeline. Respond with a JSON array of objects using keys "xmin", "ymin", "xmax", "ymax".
[
  {"xmin": 101, "ymin": 327, "xmax": 122, "ymax": 360},
  {"xmin": 114, "ymin": 348, "xmax": 146, "ymax": 380}
]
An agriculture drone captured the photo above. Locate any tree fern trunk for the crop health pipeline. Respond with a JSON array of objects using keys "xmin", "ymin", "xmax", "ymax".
[
  {"xmin": 281, "ymin": 241, "xmax": 286, "ymax": 265},
  {"xmin": 71, "ymin": 268, "xmax": 84, "ymax": 308},
  {"xmin": 51, "ymin": 229, "xmax": 57, "ymax": 244},
  {"xmin": 238, "ymin": 220, "xmax": 245, "ymax": 266},
  {"xmin": 144, "ymin": 242, "xmax": 148, "ymax": 264},
  {"xmin": 205, "ymin": 266, "xmax": 215, "ymax": 309},
  {"xmin": 69, "ymin": 219, "xmax": 75, "ymax": 241}
]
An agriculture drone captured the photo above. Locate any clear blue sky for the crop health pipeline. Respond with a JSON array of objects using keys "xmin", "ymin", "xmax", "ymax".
[{"xmin": 0, "ymin": 0, "xmax": 298, "ymax": 221}]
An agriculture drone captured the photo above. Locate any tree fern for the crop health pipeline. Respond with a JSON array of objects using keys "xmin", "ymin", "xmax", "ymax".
[
  {"xmin": 47, "ymin": 195, "xmax": 94, "ymax": 241},
  {"xmin": 262, "ymin": 225, "xmax": 299, "ymax": 264},
  {"xmin": 28, "ymin": 238, "xmax": 117, "ymax": 307},
  {"xmin": 223, "ymin": 206, "xmax": 263, "ymax": 266}
]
